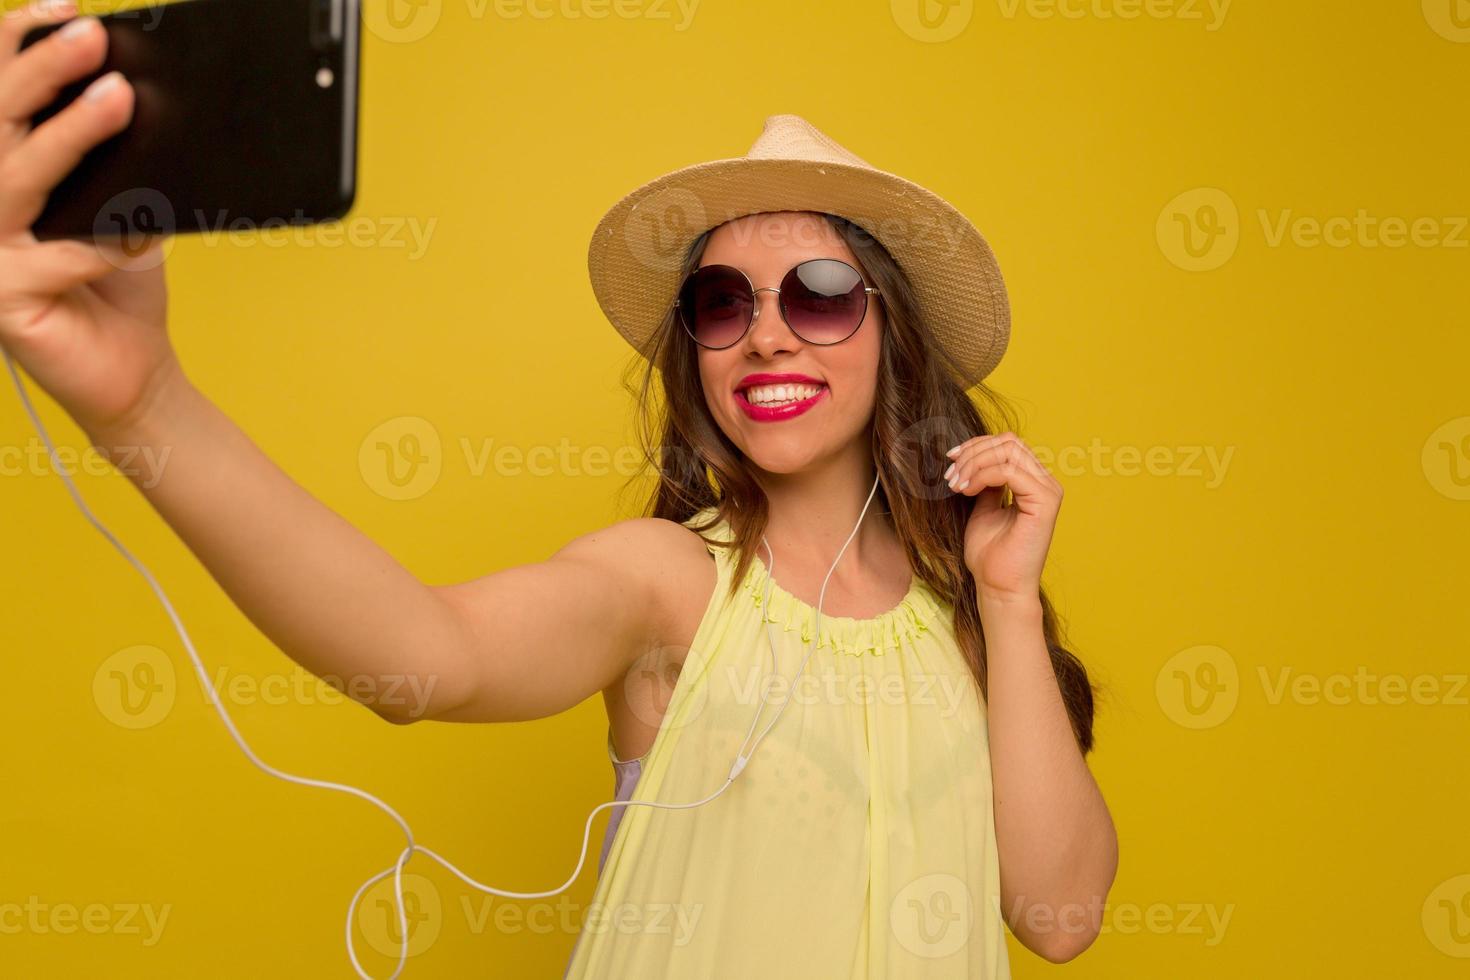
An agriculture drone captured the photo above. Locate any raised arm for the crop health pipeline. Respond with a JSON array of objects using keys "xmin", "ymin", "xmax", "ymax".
[
  {"xmin": 82, "ymin": 370, "xmax": 671, "ymax": 726},
  {"xmin": 0, "ymin": 5, "xmax": 668, "ymax": 729}
]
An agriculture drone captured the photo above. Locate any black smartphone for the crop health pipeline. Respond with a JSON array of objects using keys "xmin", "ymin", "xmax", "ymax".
[{"xmin": 20, "ymin": 0, "xmax": 360, "ymax": 242}]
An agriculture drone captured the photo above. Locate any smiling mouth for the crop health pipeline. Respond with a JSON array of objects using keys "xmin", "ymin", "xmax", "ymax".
[
  {"xmin": 737, "ymin": 382, "xmax": 828, "ymax": 407},
  {"xmin": 733, "ymin": 382, "xmax": 829, "ymax": 422}
]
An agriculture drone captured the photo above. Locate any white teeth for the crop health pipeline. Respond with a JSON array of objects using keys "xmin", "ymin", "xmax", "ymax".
[{"xmin": 744, "ymin": 382, "xmax": 824, "ymax": 406}]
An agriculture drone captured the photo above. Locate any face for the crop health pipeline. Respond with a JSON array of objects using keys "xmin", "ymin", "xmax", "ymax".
[{"xmin": 691, "ymin": 211, "xmax": 884, "ymax": 477}]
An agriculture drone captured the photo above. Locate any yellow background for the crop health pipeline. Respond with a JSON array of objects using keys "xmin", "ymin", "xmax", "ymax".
[{"xmin": 2, "ymin": 0, "xmax": 1467, "ymax": 976}]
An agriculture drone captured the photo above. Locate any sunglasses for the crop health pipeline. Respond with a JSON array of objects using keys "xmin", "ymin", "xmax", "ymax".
[{"xmin": 674, "ymin": 258, "xmax": 881, "ymax": 350}]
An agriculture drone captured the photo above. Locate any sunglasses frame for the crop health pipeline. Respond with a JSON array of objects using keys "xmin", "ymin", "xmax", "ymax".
[{"xmin": 673, "ymin": 258, "xmax": 882, "ymax": 350}]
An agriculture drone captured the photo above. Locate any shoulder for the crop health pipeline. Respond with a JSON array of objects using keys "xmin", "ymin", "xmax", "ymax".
[
  {"xmin": 554, "ymin": 513, "xmax": 719, "ymax": 649},
  {"xmin": 556, "ymin": 513, "xmax": 715, "ymax": 569}
]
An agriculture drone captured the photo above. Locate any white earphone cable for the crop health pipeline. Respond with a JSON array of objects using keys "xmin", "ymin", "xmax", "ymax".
[{"xmin": 5, "ymin": 346, "xmax": 880, "ymax": 978}]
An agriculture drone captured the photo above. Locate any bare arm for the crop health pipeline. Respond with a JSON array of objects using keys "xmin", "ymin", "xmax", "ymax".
[
  {"xmin": 1, "ymin": 10, "xmax": 664, "ymax": 729},
  {"xmin": 86, "ymin": 365, "xmax": 669, "ymax": 725},
  {"xmin": 984, "ymin": 593, "xmax": 1118, "ymax": 963}
]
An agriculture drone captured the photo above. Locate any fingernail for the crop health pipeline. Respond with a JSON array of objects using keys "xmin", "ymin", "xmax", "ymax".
[
  {"xmin": 34, "ymin": 0, "xmax": 76, "ymax": 15},
  {"xmin": 943, "ymin": 463, "xmax": 956, "ymax": 481},
  {"xmin": 945, "ymin": 445, "xmax": 961, "ymax": 457},
  {"xmin": 83, "ymin": 69, "xmax": 120, "ymax": 102},
  {"xmin": 59, "ymin": 13, "xmax": 95, "ymax": 40},
  {"xmin": 956, "ymin": 479, "xmax": 969, "ymax": 491}
]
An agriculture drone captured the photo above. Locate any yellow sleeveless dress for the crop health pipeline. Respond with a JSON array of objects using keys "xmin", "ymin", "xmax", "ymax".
[{"xmin": 563, "ymin": 506, "xmax": 1011, "ymax": 979}]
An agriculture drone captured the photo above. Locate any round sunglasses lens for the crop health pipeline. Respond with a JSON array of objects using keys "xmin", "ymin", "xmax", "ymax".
[
  {"xmin": 782, "ymin": 259, "xmax": 867, "ymax": 343},
  {"xmin": 679, "ymin": 266, "xmax": 752, "ymax": 348}
]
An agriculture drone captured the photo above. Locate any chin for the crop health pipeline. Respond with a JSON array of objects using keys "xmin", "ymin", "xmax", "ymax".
[{"xmin": 739, "ymin": 443, "xmax": 828, "ymax": 477}]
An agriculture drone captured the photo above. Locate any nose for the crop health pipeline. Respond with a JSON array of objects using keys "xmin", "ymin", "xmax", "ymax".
[{"xmin": 744, "ymin": 286, "xmax": 796, "ymax": 355}]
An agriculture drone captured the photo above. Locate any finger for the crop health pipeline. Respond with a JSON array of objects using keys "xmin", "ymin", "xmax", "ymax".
[
  {"xmin": 0, "ymin": 235, "xmax": 119, "ymax": 301},
  {"xmin": 992, "ymin": 435, "xmax": 1059, "ymax": 487},
  {"xmin": 89, "ymin": 236, "xmax": 168, "ymax": 313},
  {"xmin": 950, "ymin": 440, "xmax": 1054, "ymax": 496},
  {"xmin": 0, "ymin": 11, "xmax": 108, "ymax": 138},
  {"xmin": 952, "ymin": 454, "xmax": 1053, "ymax": 508},
  {"xmin": 949, "ymin": 433, "xmax": 1053, "ymax": 488},
  {"xmin": 945, "ymin": 433, "xmax": 1015, "ymax": 482},
  {"xmin": 0, "ymin": 66, "xmax": 133, "ymax": 232},
  {"xmin": 943, "ymin": 433, "xmax": 1001, "ymax": 486},
  {"xmin": 0, "ymin": 0, "xmax": 77, "ymax": 72},
  {"xmin": 945, "ymin": 433, "xmax": 998, "ymax": 459}
]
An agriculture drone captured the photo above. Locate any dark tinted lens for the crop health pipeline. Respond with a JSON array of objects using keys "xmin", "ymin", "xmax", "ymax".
[
  {"xmin": 781, "ymin": 259, "xmax": 867, "ymax": 344},
  {"xmin": 678, "ymin": 265, "xmax": 753, "ymax": 348}
]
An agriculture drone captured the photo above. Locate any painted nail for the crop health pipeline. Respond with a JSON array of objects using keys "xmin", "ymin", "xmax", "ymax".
[
  {"xmin": 83, "ymin": 69, "xmax": 121, "ymax": 102},
  {"xmin": 943, "ymin": 463, "xmax": 956, "ymax": 481},
  {"xmin": 956, "ymin": 479, "xmax": 969, "ymax": 491},
  {"xmin": 59, "ymin": 13, "xmax": 95, "ymax": 40},
  {"xmin": 945, "ymin": 445, "xmax": 961, "ymax": 457}
]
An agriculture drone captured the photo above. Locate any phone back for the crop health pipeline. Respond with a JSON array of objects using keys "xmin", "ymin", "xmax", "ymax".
[{"xmin": 22, "ymin": 0, "xmax": 359, "ymax": 241}]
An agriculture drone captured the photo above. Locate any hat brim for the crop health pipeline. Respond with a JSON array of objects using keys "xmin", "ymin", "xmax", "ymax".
[{"xmin": 587, "ymin": 157, "xmax": 1010, "ymax": 388}]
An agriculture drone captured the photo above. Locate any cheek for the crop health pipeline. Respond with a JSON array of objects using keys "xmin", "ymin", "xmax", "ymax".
[
  {"xmin": 697, "ymin": 354, "xmax": 720, "ymax": 400},
  {"xmin": 697, "ymin": 353, "xmax": 739, "ymax": 430},
  {"xmin": 838, "ymin": 327, "xmax": 883, "ymax": 413}
]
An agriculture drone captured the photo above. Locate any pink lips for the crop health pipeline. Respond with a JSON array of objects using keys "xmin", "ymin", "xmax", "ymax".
[{"xmin": 735, "ymin": 384, "xmax": 829, "ymax": 422}]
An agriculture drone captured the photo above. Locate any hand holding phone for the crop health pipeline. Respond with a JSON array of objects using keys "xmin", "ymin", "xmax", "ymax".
[
  {"xmin": 0, "ymin": 0, "xmax": 181, "ymax": 444},
  {"xmin": 0, "ymin": 0, "xmax": 359, "ymax": 443},
  {"xmin": 20, "ymin": 0, "xmax": 359, "ymax": 242}
]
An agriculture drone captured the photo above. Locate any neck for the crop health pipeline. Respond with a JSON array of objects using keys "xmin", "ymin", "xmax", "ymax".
[{"xmin": 753, "ymin": 451, "xmax": 897, "ymax": 572}]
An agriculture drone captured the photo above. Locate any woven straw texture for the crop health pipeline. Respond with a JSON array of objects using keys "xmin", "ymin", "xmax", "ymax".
[{"xmin": 587, "ymin": 114, "xmax": 1011, "ymax": 387}]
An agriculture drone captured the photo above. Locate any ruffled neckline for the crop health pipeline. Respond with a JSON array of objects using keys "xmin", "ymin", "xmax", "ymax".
[{"xmin": 687, "ymin": 504, "xmax": 943, "ymax": 656}]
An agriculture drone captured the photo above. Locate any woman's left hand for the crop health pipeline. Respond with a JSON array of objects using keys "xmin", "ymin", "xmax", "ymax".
[{"xmin": 943, "ymin": 432, "xmax": 1062, "ymax": 604}]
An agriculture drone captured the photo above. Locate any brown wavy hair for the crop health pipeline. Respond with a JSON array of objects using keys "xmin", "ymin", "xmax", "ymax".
[{"xmin": 613, "ymin": 212, "xmax": 1100, "ymax": 755}]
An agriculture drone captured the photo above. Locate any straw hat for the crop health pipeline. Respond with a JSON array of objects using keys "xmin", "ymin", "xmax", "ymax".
[{"xmin": 586, "ymin": 113, "xmax": 1010, "ymax": 387}]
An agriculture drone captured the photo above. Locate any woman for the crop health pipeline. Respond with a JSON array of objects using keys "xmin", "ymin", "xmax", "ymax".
[{"xmin": 0, "ymin": 4, "xmax": 1116, "ymax": 976}]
